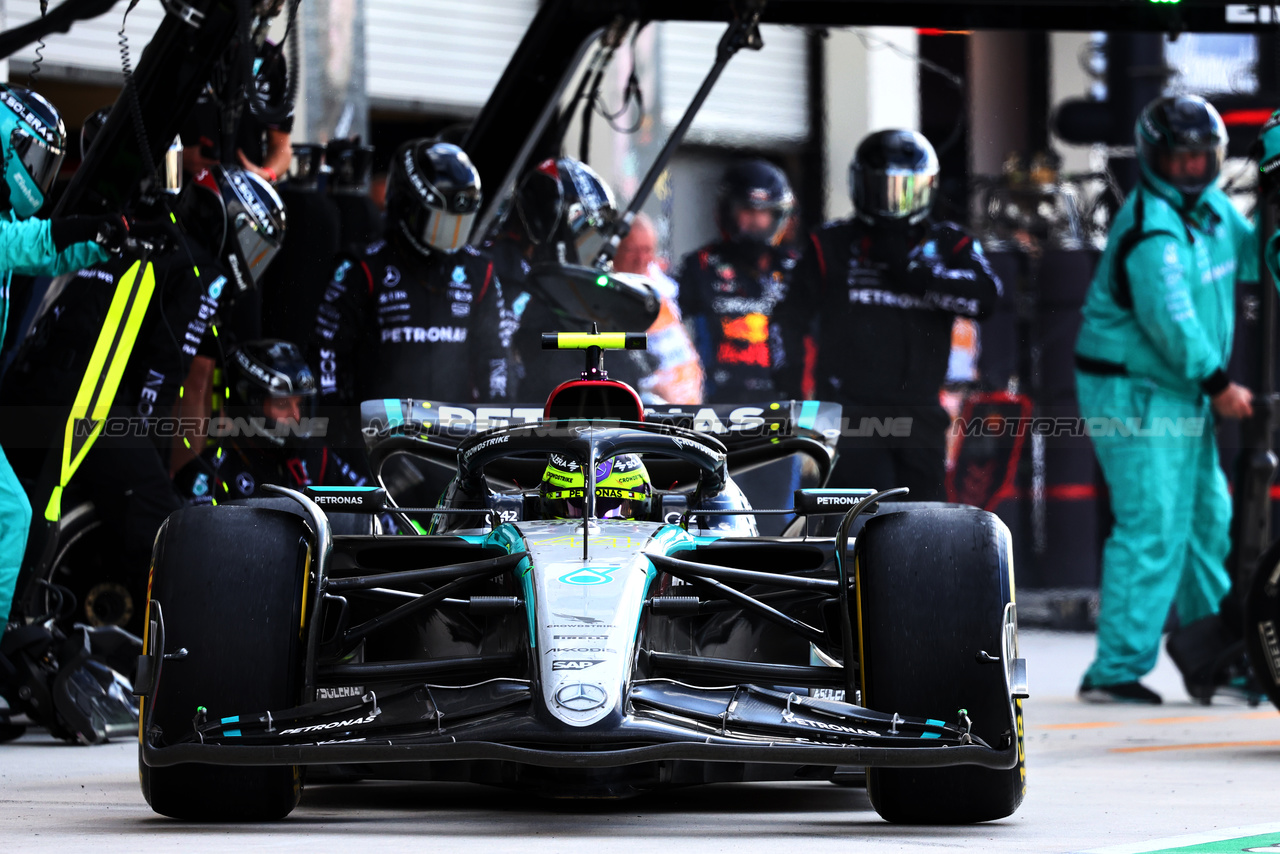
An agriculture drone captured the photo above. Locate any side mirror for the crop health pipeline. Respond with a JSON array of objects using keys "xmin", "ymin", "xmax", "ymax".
[{"xmin": 525, "ymin": 263, "xmax": 661, "ymax": 330}]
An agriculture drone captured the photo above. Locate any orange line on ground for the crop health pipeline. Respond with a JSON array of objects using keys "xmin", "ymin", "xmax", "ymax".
[
  {"xmin": 1039, "ymin": 711, "xmax": 1277, "ymax": 731},
  {"xmin": 1138, "ymin": 715, "xmax": 1220, "ymax": 725},
  {"xmin": 1110, "ymin": 740, "xmax": 1280, "ymax": 754}
]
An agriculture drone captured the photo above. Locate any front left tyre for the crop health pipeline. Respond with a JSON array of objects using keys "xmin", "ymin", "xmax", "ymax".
[{"xmin": 140, "ymin": 503, "xmax": 311, "ymax": 820}]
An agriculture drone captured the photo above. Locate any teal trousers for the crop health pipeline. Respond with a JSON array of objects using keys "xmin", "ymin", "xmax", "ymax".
[
  {"xmin": 0, "ymin": 445, "xmax": 31, "ymax": 624},
  {"xmin": 1077, "ymin": 372, "xmax": 1232, "ymax": 686}
]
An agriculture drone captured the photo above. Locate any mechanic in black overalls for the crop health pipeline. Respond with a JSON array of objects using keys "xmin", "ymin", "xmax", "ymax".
[
  {"xmin": 172, "ymin": 340, "xmax": 365, "ymax": 503},
  {"xmin": 676, "ymin": 159, "xmax": 799, "ymax": 403},
  {"xmin": 774, "ymin": 130, "xmax": 1001, "ymax": 499},
  {"xmin": 1, "ymin": 164, "xmax": 286, "ymax": 629},
  {"xmin": 310, "ymin": 139, "xmax": 508, "ymax": 450},
  {"xmin": 486, "ymin": 157, "xmax": 645, "ymax": 401}
]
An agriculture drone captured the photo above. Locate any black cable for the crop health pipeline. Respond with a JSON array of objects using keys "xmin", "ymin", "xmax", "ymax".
[
  {"xmin": 591, "ymin": 23, "xmax": 647, "ymax": 135},
  {"xmin": 119, "ymin": 0, "xmax": 231, "ymax": 461},
  {"xmin": 852, "ymin": 28, "xmax": 965, "ymax": 156},
  {"xmin": 30, "ymin": 0, "xmax": 49, "ymax": 84}
]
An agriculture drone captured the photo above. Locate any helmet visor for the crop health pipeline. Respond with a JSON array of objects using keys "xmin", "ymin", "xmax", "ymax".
[
  {"xmin": 858, "ymin": 167, "xmax": 937, "ymax": 220},
  {"xmin": 230, "ymin": 211, "xmax": 283, "ymax": 285},
  {"xmin": 418, "ymin": 207, "xmax": 475, "ymax": 253},
  {"xmin": 1145, "ymin": 141, "xmax": 1224, "ymax": 195},
  {"xmin": 11, "ymin": 126, "xmax": 63, "ymax": 198}
]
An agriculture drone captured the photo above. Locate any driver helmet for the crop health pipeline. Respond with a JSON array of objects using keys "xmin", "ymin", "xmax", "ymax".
[
  {"xmin": 514, "ymin": 157, "xmax": 617, "ymax": 264},
  {"xmin": 0, "ymin": 85, "xmax": 66, "ymax": 219},
  {"xmin": 849, "ymin": 129, "xmax": 939, "ymax": 226},
  {"xmin": 716, "ymin": 159, "xmax": 795, "ymax": 246},
  {"xmin": 226, "ymin": 339, "xmax": 317, "ymax": 448},
  {"xmin": 386, "ymin": 139, "xmax": 482, "ymax": 257},
  {"xmin": 1136, "ymin": 95, "xmax": 1227, "ymax": 204},
  {"xmin": 540, "ymin": 452, "xmax": 652, "ymax": 520}
]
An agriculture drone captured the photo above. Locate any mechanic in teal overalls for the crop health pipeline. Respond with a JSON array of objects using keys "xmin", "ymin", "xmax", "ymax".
[
  {"xmin": 1074, "ymin": 95, "xmax": 1256, "ymax": 704},
  {"xmin": 0, "ymin": 86, "xmax": 126, "ymax": 628}
]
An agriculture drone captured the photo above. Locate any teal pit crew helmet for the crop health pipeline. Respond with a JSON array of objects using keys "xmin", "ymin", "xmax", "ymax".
[
  {"xmin": 1135, "ymin": 94, "xmax": 1227, "ymax": 206},
  {"xmin": 0, "ymin": 85, "xmax": 66, "ymax": 219},
  {"xmin": 1254, "ymin": 108, "xmax": 1280, "ymax": 287}
]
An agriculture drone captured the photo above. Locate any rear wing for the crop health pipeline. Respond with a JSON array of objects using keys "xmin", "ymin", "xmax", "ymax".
[{"xmin": 360, "ymin": 400, "xmax": 843, "ymax": 448}]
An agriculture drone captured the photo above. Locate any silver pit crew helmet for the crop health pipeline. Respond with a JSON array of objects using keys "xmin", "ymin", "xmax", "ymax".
[
  {"xmin": 387, "ymin": 139, "xmax": 482, "ymax": 256},
  {"xmin": 849, "ymin": 129, "xmax": 940, "ymax": 226}
]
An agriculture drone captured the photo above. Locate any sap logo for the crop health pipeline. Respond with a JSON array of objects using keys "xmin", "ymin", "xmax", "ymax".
[{"xmin": 552, "ymin": 659, "xmax": 603, "ymax": 671}]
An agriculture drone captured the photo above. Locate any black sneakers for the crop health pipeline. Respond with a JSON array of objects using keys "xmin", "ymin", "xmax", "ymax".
[{"xmin": 1078, "ymin": 678, "xmax": 1163, "ymax": 704}]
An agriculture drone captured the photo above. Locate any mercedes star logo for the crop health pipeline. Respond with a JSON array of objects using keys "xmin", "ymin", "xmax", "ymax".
[{"xmin": 555, "ymin": 683, "xmax": 608, "ymax": 712}]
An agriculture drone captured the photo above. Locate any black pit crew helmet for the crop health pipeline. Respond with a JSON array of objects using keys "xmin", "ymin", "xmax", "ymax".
[
  {"xmin": 177, "ymin": 167, "xmax": 286, "ymax": 285},
  {"xmin": 82, "ymin": 107, "xmax": 182, "ymax": 197},
  {"xmin": 540, "ymin": 453, "xmax": 652, "ymax": 521},
  {"xmin": 716, "ymin": 159, "xmax": 795, "ymax": 246},
  {"xmin": 386, "ymin": 139, "xmax": 481, "ymax": 257},
  {"xmin": 227, "ymin": 339, "xmax": 317, "ymax": 448},
  {"xmin": 849, "ymin": 129, "xmax": 939, "ymax": 226},
  {"xmin": 217, "ymin": 167, "xmax": 286, "ymax": 288},
  {"xmin": 514, "ymin": 157, "xmax": 617, "ymax": 264},
  {"xmin": 0, "ymin": 85, "xmax": 66, "ymax": 219},
  {"xmin": 1136, "ymin": 95, "xmax": 1227, "ymax": 202},
  {"xmin": 325, "ymin": 137, "xmax": 375, "ymax": 195}
]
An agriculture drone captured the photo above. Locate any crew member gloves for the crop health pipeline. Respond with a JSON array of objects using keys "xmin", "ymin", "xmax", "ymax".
[{"xmin": 50, "ymin": 214, "xmax": 129, "ymax": 254}]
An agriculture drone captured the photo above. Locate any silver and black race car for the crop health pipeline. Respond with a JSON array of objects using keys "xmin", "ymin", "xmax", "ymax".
[{"xmin": 135, "ymin": 334, "xmax": 1027, "ymax": 824}]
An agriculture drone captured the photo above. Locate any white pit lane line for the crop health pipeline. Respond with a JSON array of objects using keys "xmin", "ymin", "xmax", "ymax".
[{"xmin": 1075, "ymin": 823, "xmax": 1280, "ymax": 854}]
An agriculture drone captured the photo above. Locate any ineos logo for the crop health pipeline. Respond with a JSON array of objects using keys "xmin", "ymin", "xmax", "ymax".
[{"xmin": 555, "ymin": 683, "xmax": 607, "ymax": 712}]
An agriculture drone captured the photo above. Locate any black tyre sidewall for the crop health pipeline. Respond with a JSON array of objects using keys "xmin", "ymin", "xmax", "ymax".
[
  {"xmin": 855, "ymin": 507, "xmax": 1025, "ymax": 824},
  {"xmin": 140, "ymin": 504, "xmax": 310, "ymax": 821},
  {"xmin": 1246, "ymin": 538, "xmax": 1280, "ymax": 712}
]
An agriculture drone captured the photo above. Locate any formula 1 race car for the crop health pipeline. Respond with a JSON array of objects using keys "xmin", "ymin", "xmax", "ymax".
[{"xmin": 135, "ymin": 333, "xmax": 1027, "ymax": 824}]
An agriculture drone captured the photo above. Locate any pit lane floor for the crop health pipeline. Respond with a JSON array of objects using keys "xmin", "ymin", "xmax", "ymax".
[{"xmin": 2, "ymin": 629, "xmax": 1278, "ymax": 854}]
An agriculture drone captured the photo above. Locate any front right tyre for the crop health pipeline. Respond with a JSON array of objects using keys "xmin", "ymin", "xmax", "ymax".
[{"xmin": 854, "ymin": 505, "xmax": 1025, "ymax": 824}]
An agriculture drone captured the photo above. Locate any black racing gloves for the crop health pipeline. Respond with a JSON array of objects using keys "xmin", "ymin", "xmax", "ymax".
[{"xmin": 49, "ymin": 214, "xmax": 130, "ymax": 254}]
